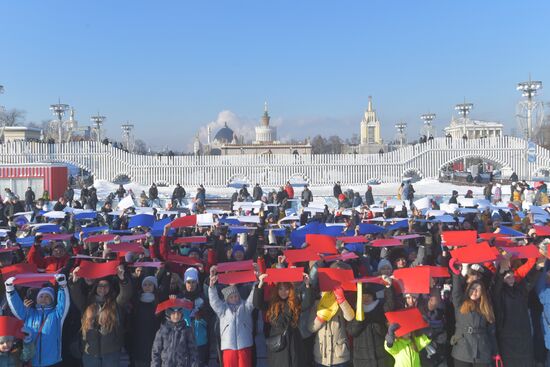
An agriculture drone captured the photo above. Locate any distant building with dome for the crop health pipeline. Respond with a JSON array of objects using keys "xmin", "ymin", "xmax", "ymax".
[
  {"xmin": 344, "ymin": 96, "xmax": 387, "ymax": 154},
  {"xmin": 195, "ymin": 103, "xmax": 312, "ymax": 156}
]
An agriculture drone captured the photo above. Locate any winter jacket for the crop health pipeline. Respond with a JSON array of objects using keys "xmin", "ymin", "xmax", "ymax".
[
  {"xmin": 301, "ymin": 189, "xmax": 313, "ymax": 206},
  {"xmin": 27, "ymin": 245, "xmax": 71, "ymax": 273},
  {"xmin": 333, "ymin": 184, "xmax": 342, "ymax": 199},
  {"xmin": 24, "ymin": 190, "xmax": 35, "ymax": 205},
  {"xmin": 493, "ymin": 265, "xmax": 539, "ymax": 367},
  {"xmin": 7, "ymin": 286, "xmax": 70, "ymax": 367},
  {"xmin": 348, "ymin": 287, "xmax": 395, "ymax": 367},
  {"xmin": 149, "ymin": 186, "xmax": 159, "ymax": 200},
  {"xmin": 285, "ymin": 184, "xmax": 294, "ymax": 199},
  {"xmin": 0, "ymin": 342, "xmax": 35, "ymax": 367},
  {"xmin": 450, "ymin": 273, "xmax": 498, "ymax": 364},
  {"xmin": 69, "ymin": 277, "xmax": 133, "ymax": 357},
  {"xmin": 253, "ymin": 186, "xmax": 263, "ymax": 201},
  {"xmin": 129, "ymin": 298, "xmax": 162, "ymax": 364},
  {"xmin": 384, "ymin": 335, "xmax": 431, "ymax": 367},
  {"xmin": 151, "ymin": 320, "xmax": 199, "ymax": 367},
  {"xmin": 365, "ymin": 189, "xmax": 374, "ymax": 206},
  {"xmin": 64, "ymin": 188, "xmax": 74, "ymax": 201},
  {"xmin": 208, "ymin": 285, "xmax": 255, "ymax": 351},
  {"xmin": 537, "ymin": 260, "xmax": 550, "ymax": 350}
]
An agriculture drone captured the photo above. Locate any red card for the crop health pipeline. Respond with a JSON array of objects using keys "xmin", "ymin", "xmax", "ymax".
[
  {"xmin": 425, "ymin": 265, "xmax": 450, "ymax": 278},
  {"xmin": 76, "ymin": 260, "xmax": 119, "ymax": 279},
  {"xmin": 450, "ymin": 241, "xmax": 499, "ymax": 264},
  {"xmin": 174, "ymin": 236, "xmax": 208, "ymax": 244},
  {"xmin": 217, "ymin": 270, "xmax": 257, "ymax": 285},
  {"xmin": 385, "ymin": 308, "xmax": 429, "ymax": 337},
  {"xmin": 317, "ymin": 268, "xmax": 357, "ymax": 291},
  {"xmin": 0, "ymin": 316, "xmax": 25, "ymax": 339},
  {"xmin": 0, "ymin": 247, "xmax": 20, "ymax": 254},
  {"xmin": 42, "ymin": 233, "xmax": 73, "ymax": 241},
  {"xmin": 393, "ymin": 267, "xmax": 431, "ymax": 294},
  {"xmin": 535, "ymin": 225, "xmax": 550, "ymax": 237},
  {"xmin": 306, "ymin": 234, "xmax": 338, "ymax": 254},
  {"xmin": 84, "ymin": 234, "xmax": 116, "ymax": 243},
  {"xmin": 393, "ymin": 234, "xmax": 423, "ymax": 240},
  {"xmin": 216, "ymin": 260, "xmax": 254, "ymax": 273},
  {"xmin": 12, "ymin": 273, "xmax": 56, "ymax": 286},
  {"xmin": 107, "ymin": 242, "xmax": 145, "ymax": 254},
  {"xmin": 170, "ymin": 215, "xmax": 197, "ymax": 228},
  {"xmin": 351, "ymin": 276, "xmax": 387, "ymax": 285},
  {"xmin": 369, "ymin": 239, "xmax": 401, "ymax": 247},
  {"xmin": 119, "ymin": 234, "xmax": 147, "ymax": 242},
  {"xmin": 128, "ymin": 261, "xmax": 163, "ymax": 268},
  {"xmin": 323, "ymin": 252, "xmax": 359, "ymax": 262},
  {"xmin": 155, "ymin": 298, "xmax": 194, "ymax": 314},
  {"xmin": 1, "ymin": 263, "xmax": 37, "ymax": 278},
  {"xmin": 284, "ymin": 249, "xmax": 321, "ymax": 264},
  {"xmin": 336, "ymin": 236, "xmax": 367, "ymax": 243},
  {"xmin": 265, "ymin": 267, "xmax": 304, "ymax": 284},
  {"xmin": 166, "ymin": 254, "xmax": 202, "ymax": 266},
  {"xmin": 501, "ymin": 245, "xmax": 541, "ymax": 259},
  {"xmin": 441, "ymin": 230, "xmax": 477, "ymax": 247}
]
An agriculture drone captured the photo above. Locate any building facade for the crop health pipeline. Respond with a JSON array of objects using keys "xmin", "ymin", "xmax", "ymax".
[{"xmin": 444, "ymin": 116, "xmax": 503, "ymax": 139}]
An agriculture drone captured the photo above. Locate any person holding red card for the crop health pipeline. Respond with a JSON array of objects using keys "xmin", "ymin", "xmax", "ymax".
[
  {"xmin": 450, "ymin": 272, "xmax": 500, "ymax": 367},
  {"xmin": 69, "ymin": 264, "xmax": 133, "ymax": 367},
  {"xmin": 208, "ymin": 266, "xmax": 256, "ymax": 367},
  {"xmin": 308, "ymin": 263, "xmax": 355, "ymax": 367},
  {"xmin": 5, "ymin": 273, "xmax": 70, "ymax": 367},
  {"xmin": 384, "ymin": 322, "xmax": 432, "ymax": 367},
  {"xmin": 0, "ymin": 316, "xmax": 34, "ymax": 366},
  {"xmin": 253, "ymin": 271, "xmax": 312, "ymax": 367}
]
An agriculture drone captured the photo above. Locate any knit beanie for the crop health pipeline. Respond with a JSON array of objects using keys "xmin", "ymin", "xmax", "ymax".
[
  {"xmin": 142, "ymin": 276, "xmax": 158, "ymax": 289},
  {"xmin": 377, "ymin": 259, "xmax": 393, "ymax": 273},
  {"xmin": 184, "ymin": 267, "xmax": 199, "ymax": 283},
  {"xmin": 221, "ymin": 285, "xmax": 240, "ymax": 302},
  {"xmin": 37, "ymin": 287, "xmax": 55, "ymax": 304}
]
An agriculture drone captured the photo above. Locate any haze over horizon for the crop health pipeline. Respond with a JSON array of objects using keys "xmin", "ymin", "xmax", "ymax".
[{"xmin": 1, "ymin": 0, "xmax": 549, "ymax": 152}]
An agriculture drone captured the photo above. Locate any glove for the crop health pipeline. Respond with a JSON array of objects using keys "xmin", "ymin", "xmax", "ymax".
[
  {"xmin": 449, "ymin": 258, "xmax": 461, "ymax": 275},
  {"xmin": 470, "ymin": 264, "xmax": 482, "ymax": 272},
  {"xmin": 4, "ymin": 277, "xmax": 15, "ymax": 292},
  {"xmin": 316, "ymin": 291, "xmax": 339, "ymax": 322},
  {"xmin": 333, "ymin": 287, "xmax": 346, "ymax": 304},
  {"xmin": 385, "ymin": 323, "xmax": 400, "ymax": 347},
  {"xmin": 493, "ymin": 354, "xmax": 503, "ymax": 367},
  {"xmin": 21, "ymin": 326, "xmax": 33, "ymax": 344},
  {"xmin": 55, "ymin": 274, "xmax": 67, "ymax": 287},
  {"xmin": 425, "ymin": 343, "xmax": 437, "ymax": 358}
]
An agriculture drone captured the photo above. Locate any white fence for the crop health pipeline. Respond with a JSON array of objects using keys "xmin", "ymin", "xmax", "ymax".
[{"xmin": 0, "ymin": 137, "xmax": 548, "ymax": 187}]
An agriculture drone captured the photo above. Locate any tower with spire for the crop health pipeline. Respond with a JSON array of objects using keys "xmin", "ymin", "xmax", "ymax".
[
  {"xmin": 360, "ymin": 96, "xmax": 382, "ymax": 145},
  {"xmin": 255, "ymin": 101, "xmax": 277, "ymax": 143}
]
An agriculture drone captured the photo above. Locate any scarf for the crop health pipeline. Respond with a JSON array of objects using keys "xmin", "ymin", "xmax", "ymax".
[
  {"xmin": 363, "ymin": 299, "xmax": 380, "ymax": 314},
  {"xmin": 140, "ymin": 292, "xmax": 155, "ymax": 303}
]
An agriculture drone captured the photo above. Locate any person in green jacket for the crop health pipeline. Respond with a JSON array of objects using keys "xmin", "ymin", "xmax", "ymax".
[{"xmin": 384, "ymin": 323, "xmax": 432, "ymax": 367}]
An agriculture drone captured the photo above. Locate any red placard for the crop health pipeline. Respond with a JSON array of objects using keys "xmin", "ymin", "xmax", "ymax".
[
  {"xmin": 216, "ymin": 260, "xmax": 254, "ymax": 273},
  {"xmin": 217, "ymin": 270, "xmax": 257, "ymax": 285},
  {"xmin": 501, "ymin": 245, "xmax": 541, "ymax": 259},
  {"xmin": 425, "ymin": 265, "xmax": 450, "ymax": 278},
  {"xmin": 166, "ymin": 254, "xmax": 202, "ymax": 266},
  {"xmin": 284, "ymin": 249, "xmax": 321, "ymax": 264},
  {"xmin": 265, "ymin": 267, "xmax": 304, "ymax": 284},
  {"xmin": 0, "ymin": 316, "xmax": 25, "ymax": 339},
  {"xmin": 534, "ymin": 225, "xmax": 550, "ymax": 237},
  {"xmin": 155, "ymin": 298, "xmax": 194, "ymax": 314},
  {"xmin": 336, "ymin": 236, "xmax": 368, "ymax": 243},
  {"xmin": 450, "ymin": 241, "xmax": 499, "ymax": 264},
  {"xmin": 351, "ymin": 276, "xmax": 387, "ymax": 285},
  {"xmin": 119, "ymin": 234, "xmax": 147, "ymax": 242},
  {"xmin": 12, "ymin": 273, "xmax": 56, "ymax": 286},
  {"xmin": 385, "ymin": 308, "xmax": 429, "ymax": 337},
  {"xmin": 369, "ymin": 239, "xmax": 402, "ymax": 247},
  {"xmin": 128, "ymin": 261, "xmax": 163, "ymax": 268},
  {"xmin": 441, "ymin": 230, "xmax": 477, "ymax": 247},
  {"xmin": 393, "ymin": 234, "xmax": 423, "ymax": 241},
  {"xmin": 42, "ymin": 233, "xmax": 73, "ymax": 241},
  {"xmin": 393, "ymin": 267, "xmax": 431, "ymax": 294},
  {"xmin": 76, "ymin": 260, "xmax": 119, "ymax": 279},
  {"xmin": 317, "ymin": 268, "xmax": 357, "ymax": 292},
  {"xmin": 170, "ymin": 215, "xmax": 197, "ymax": 228},
  {"xmin": 174, "ymin": 236, "xmax": 208, "ymax": 244},
  {"xmin": 306, "ymin": 234, "xmax": 338, "ymax": 254},
  {"xmin": 323, "ymin": 252, "xmax": 359, "ymax": 262},
  {"xmin": 107, "ymin": 242, "xmax": 145, "ymax": 254},
  {"xmin": 84, "ymin": 234, "xmax": 116, "ymax": 243},
  {"xmin": 1, "ymin": 263, "xmax": 37, "ymax": 278}
]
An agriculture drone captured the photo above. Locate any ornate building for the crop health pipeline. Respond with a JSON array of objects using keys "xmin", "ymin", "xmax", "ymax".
[
  {"xmin": 444, "ymin": 116, "xmax": 503, "ymax": 139},
  {"xmin": 344, "ymin": 96, "xmax": 387, "ymax": 154}
]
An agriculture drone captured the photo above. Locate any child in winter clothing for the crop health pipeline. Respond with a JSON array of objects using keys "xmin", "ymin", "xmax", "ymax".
[
  {"xmin": 208, "ymin": 266, "xmax": 256, "ymax": 367},
  {"xmin": 151, "ymin": 304, "xmax": 199, "ymax": 367},
  {"xmin": 5, "ymin": 274, "xmax": 70, "ymax": 367},
  {"xmin": 384, "ymin": 323, "xmax": 432, "ymax": 367},
  {"xmin": 0, "ymin": 324, "xmax": 35, "ymax": 367}
]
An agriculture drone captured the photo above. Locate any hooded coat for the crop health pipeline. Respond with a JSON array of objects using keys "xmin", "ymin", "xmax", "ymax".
[{"xmin": 151, "ymin": 319, "xmax": 199, "ymax": 367}]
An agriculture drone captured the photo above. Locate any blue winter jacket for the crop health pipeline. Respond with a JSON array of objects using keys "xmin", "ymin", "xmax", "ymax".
[{"xmin": 6, "ymin": 286, "xmax": 70, "ymax": 367}]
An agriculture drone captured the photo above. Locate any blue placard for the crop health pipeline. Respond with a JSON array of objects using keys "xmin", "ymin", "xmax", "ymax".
[{"xmin": 129, "ymin": 214, "xmax": 155, "ymax": 228}]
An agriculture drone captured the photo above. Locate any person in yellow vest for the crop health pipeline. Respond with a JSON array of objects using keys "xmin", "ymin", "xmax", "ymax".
[{"xmin": 384, "ymin": 323, "xmax": 432, "ymax": 367}]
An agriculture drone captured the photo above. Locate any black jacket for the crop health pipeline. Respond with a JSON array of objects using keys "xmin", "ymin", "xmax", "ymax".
[
  {"xmin": 253, "ymin": 186, "xmax": 263, "ymax": 201},
  {"xmin": 25, "ymin": 190, "xmax": 35, "ymax": 204},
  {"xmin": 365, "ymin": 190, "xmax": 374, "ymax": 206},
  {"xmin": 333, "ymin": 184, "xmax": 342, "ymax": 198},
  {"xmin": 151, "ymin": 320, "xmax": 199, "ymax": 367},
  {"xmin": 149, "ymin": 186, "xmax": 159, "ymax": 200}
]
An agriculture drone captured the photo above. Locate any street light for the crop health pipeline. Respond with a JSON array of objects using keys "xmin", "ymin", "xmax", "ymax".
[
  {"xmin": 395, "ymin": 122, "xmax": 407, "ymax": 147},
  {"xmin": 121, "ymin": 122, "xmax": 134, "ymax": 151},
  {"xmin": 420, "ymin": 113, "xmax": 436, "ymax": 139},
  {"xmin": 90, "ymin": 113, "xmax": 106, "ymax": 143},
  {"xmin": 517, "ymin": 78, "xmax": 543, "ymax": 140},
  {"xmin": 49, "ymin": 100, "xmax": 69, "ymax": 143}
]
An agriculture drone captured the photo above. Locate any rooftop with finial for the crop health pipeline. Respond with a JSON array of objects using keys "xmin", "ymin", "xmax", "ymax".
[
  {"xmin": 261, "ymin": 101, "xmax": 271, "ymax": 127},
  {"xmin": 368, "ymin": 96, "xmax": 373, "ymax": 112}
]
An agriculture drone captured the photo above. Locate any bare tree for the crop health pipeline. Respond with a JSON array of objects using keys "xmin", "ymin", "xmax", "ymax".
[
  {"xmin": 0, "ymin": 108, "xmax": 25, "ymax": 127},
  {"xmin": 134, "ymin": 139, "xmax": 148, "ymax": 154}
]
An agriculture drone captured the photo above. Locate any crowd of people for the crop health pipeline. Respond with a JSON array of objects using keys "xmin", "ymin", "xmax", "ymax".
[{"xmin": 0, "ymin": 178, "xmax": 548, "ymax": 367}]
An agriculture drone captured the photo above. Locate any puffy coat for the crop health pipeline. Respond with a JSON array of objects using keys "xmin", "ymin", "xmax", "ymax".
[
  {"xmin": 493, "ymin": 266, "xmax": 539, "ymax": 367},
  {"xmin": 0, "ymin": 342, "xmax": 35, "ymax": 367},
  {"xmin": 348, "ymin": 287, "xmax": 395, "ymax": 367},
  {"xmin": 151, "ymin": 320, "xmax": 199, "ymax": 367},
  {"xmin": 384, "ymin": 335, "xmax": 431, "ymax": 367},
  {"xmin": 208, "ymin": 285, "xmax": 255, "ymax": 350},
  {"xmin": 7, "ymin": 286, "xmax": 70, "ymax": 367},
  {"xmin": 451, "ymin": 273, "xmax": 498, "ymax": 364}
]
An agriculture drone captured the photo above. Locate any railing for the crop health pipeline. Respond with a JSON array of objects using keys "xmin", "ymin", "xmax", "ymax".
[{"xmin": 0, "ymin": 137, "xmax": 548, "ymax": 186}]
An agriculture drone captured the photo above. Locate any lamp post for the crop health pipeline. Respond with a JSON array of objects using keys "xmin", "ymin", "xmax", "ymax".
[
  {"xmin": 420, "ymin": 113, "xmax": 436, "ymax": 139},
  {"xmin": 517, "ymin": 77, "xmax": 543, "ymax": 179},
  {"xmin": 121, "ymin": 122, "xmax": 134, "ymax": 151},
  {"xmin": 49, "ymin": 100, "xmax": 69, "ymax": 143},
  {"xmin": 517, "ymin": 78, "xmax": 543, "ymax": 140},
  {"xmin": 395, "ymin": 122, "xmax": 407, "ymax": 147},
  {"xmin": 455, "ymin": 101, "xmax": 473, "ymax": 138},
  {"xmin": 90, "ymin": 113, "xmax": 106, "ymax": 143}
]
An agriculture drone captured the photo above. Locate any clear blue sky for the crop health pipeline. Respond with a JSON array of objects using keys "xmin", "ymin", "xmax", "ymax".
[{"xmin": 1, "ymin": 0, "xmax": 548, "ymax": 151}]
